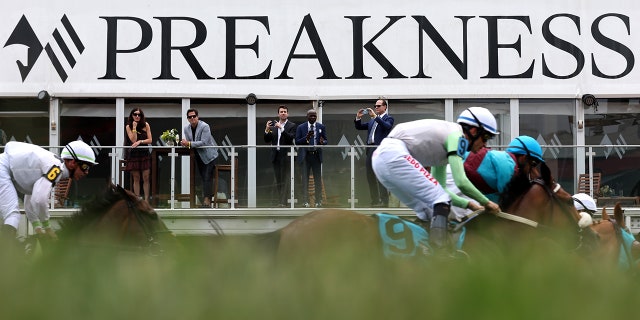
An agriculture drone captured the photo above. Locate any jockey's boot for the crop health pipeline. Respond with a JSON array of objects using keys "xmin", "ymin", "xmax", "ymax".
[{"xmin": 430, "ymin": 203, "xmax": 451, "ymax": 254}]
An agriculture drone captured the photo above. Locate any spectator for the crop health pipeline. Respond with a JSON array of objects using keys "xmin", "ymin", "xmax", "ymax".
[
  {"xmin": 355, "ymin": 98, "xmax": 394, "ymax": 207},
  {"xmin": 124, "ymin": 108, "xmax": 152, "ymax": 201},
  {"xmin": 264, "ymin": 105, "xmax": 297, "ymax": 207},
  {"xmin": 1, "ymin": 140, "xmax": 97, "ymax": 245},
  {"xmin": 180, "ymin": 108, "xmax": 219, "ymax": 208},
  {"xmin": 295, "ymin": 109, "xmax": 328, "ymax": 208}
]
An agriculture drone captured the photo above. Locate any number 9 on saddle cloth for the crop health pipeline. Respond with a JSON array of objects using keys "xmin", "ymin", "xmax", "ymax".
[{"xmin": 373, "ymin": 213, "xmax": 466, "ymax": 259}]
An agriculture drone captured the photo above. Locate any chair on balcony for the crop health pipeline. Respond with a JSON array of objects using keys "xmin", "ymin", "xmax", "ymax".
[
  {"xmin": 577, "ymin": 173, "xmax": 601, "ymax": 199},
  {"xmin": 213, "ymin": 158, "xmax": 239, "ymax": 208},
  {"xmin": 53, "ymin": 178, "xmax": 73, "ymax": 208}
]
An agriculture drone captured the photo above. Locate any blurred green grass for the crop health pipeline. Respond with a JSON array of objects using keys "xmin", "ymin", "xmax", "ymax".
[{"xmin": 1, "ymin": 236, "xmax": 637, "ymax": 320}]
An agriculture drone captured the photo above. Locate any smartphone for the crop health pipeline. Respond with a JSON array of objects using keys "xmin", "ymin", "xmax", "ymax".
[
  {"xmin": 269, "ymin": 120, "xmax": 276, "ymax": 126},
  {"xmin": 359, "ymin": 109, "xmax": 366, "ymax": 114}
]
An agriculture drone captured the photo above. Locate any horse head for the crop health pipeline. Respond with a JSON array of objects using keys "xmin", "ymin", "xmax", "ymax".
[
  {"xmin": 499, "ymin": 162, "xmax": 589, "ymax": 251},
  {"xmin": 55, "ymin": 183, "xmax": 176, "ymax": 255}
]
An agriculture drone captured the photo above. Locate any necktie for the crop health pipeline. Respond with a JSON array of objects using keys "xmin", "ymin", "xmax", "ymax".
[
  {"xmin": 310, "ymin": 124, "xmax": 316, "ymax": 150},
  {"xmin": 369, "ymin": 120, "xmax": 378, "ymax": 144}
]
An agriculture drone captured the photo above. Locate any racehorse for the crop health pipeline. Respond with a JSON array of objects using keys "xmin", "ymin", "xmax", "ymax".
[
  {"xmin": 40, "ymin": 184, "xmax": 178, "ymax": 256},
  {"xmin": 460, "ymin": 161, "xmax": 591, "ymax": 256},
  {"xmin": 274, "ymin": 162, "xmax": 590, "ymax": 265},
  {"xmin": 589, "ymin": 203, "xmax": 640, "ymax": 270}
]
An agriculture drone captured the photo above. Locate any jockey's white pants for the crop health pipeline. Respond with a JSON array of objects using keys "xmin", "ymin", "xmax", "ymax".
[
  {"xmin": 372, "ymin": 138, "xmax": 450, "ymax": 221},
  {"xmin": 0, "ymin": 153, "xmax": 21, "ymax": 229}
]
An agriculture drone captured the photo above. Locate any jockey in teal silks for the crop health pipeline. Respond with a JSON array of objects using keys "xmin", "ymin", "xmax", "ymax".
[{"xmin": 463, "ymin": 135, "xmax": 544, "ymax": 203}]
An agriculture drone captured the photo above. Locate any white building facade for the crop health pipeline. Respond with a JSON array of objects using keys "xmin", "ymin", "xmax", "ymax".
[{"xmin": 1, "ymin": 0, "xmax": 639, "ymax": 232}]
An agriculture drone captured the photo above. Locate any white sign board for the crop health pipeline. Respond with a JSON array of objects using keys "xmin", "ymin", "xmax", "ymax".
[{"xmin": 2, "ymin": 0, "xmax": 640, "ymax": 98}]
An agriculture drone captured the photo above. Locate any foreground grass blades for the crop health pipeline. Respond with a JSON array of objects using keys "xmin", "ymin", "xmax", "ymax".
[{"xmin": 1, "ymin": 236, "xmax": 637, "ymax": 320}]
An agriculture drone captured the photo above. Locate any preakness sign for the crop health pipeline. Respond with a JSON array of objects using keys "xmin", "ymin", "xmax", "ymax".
[{"xmin": 2, "ymin": 0, "xmax": 640, "ymax": 98}]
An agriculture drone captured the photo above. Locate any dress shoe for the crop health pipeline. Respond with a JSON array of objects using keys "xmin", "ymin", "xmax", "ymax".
[
  {"xmin": 303, "ymin": 202, "xmax": 310, "ymax": 208},
  {"xmin": 315, "ymin": 202, "xmax": 322, "ymax": 208}
]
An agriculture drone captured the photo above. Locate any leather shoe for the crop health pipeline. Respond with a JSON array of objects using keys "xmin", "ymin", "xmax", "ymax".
[{"xmin": 315, "ymin": 202, "xmax": 322, "ymax": 208}]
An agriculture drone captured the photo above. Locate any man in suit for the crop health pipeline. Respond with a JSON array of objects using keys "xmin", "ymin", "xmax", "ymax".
[
  {"xmin": 264, "ymin": 105, "xmax": 297, "ymax": 207},
  {"xmin": 355, "ymin": 98, "xmax": 394, "ymax": 207},
  {"xmin": 295, "ymin": 109, "xmax": 328, "ymax": 208},
  {"xmin": 180, "ymin": 108, "xmax": 219, "ymax": 208}
]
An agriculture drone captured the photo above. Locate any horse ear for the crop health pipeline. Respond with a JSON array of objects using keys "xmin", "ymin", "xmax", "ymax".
[
  {"xmin": 601, "ymin": 206, "xmax": 609, "ymax": 220},
  {"xmin": 614, "ymin": 202, "xmax": 625, "ymax": 228},
  {"xmin": 540, "ymin": 162, "xmax": 551, "ymax": 183}
]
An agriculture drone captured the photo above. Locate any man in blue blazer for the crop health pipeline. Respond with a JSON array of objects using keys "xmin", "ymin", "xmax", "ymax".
[
  {"xmin": 355, "ymin": 98, "xmax": 394, "ymax": 207},
  {"xmin": 295, "ymin": 109, "xmax": 328, "ymax": 208},
  {"xmin": 180, "ymin": 108, "xmax": 219, "ymax": 208},
  {"xmin": 264, "ymin": 105, "xmax": 297, "ymax": 207}
]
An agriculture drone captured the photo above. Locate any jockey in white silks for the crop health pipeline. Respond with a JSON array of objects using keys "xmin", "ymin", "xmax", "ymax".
[{"xmin": 0, "ymin": 140, "xmax": 97, "ymax": 242}]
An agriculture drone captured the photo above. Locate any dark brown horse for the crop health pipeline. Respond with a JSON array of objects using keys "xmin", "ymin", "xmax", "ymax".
[
  {"xmin": 589, "ymin": 203, "xmax": 640, "ymax": 270},
  {"xmin": 42, "ymin": 184, "xmax": 178, "ymax": 256},
  {"xmin": 273, "ymin": 162, "xmax": 590, "ymax": 264}
]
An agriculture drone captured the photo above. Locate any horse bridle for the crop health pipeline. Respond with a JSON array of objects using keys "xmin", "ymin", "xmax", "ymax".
[
  {"xmin": 119, "ymin": 187, "xmax": 172, "ymax": 256},
  {"xmin": 529, "ymin": 178, "xmax": 587, "ymax": 251}
]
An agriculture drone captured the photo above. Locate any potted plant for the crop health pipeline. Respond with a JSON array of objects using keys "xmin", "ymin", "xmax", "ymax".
[{"xmin": 160, "ymin": 129, "xmax": 179, "ymax": 146}]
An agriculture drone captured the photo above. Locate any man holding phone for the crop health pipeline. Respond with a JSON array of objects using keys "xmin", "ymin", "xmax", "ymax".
[
  {"xmin": 264, "ymin": 105, "xmax": 297, "ymax": 207},
  {"xmin": 355, "ymin": 98, "xmax": 394, "ymax": 207}
]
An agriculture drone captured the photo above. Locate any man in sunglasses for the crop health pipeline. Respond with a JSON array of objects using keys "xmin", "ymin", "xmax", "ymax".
[
  {"xmin": 0, "ymin": 140, "xmax": 97, "ymax": 245},
  {"xmin": 371, "ymin": 107, "xmax": 501, "ymax": 254}
]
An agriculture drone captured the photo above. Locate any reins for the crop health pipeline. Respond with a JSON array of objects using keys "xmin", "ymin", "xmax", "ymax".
[{"xmin": 118, "ymin": 187, "xmax": 170, "ymax": 256}]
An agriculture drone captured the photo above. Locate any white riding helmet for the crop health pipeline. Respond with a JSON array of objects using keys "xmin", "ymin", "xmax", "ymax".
[
  {"xmin": 572, "ymin": 193, "xmax": 597, "ymax": 213},
  {"xmin": 457, "ymin": 107, "xmax": 499, "ymax": 135},
  {"xmin": 60, "ymin": 140, "xmax": 98, "ymax": 165}
]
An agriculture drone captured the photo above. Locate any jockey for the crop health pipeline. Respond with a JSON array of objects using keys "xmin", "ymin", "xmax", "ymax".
[
  {"xmin": 0, "ymin": 140, "xmax": 97, "ymax": 243},
  {"xmin": 464, "ymin": 135, "xmax": 544, "ymax": 203},
  {"xmin": 371, "ymin": 107, "xmax": 501, "ymax": 253}
]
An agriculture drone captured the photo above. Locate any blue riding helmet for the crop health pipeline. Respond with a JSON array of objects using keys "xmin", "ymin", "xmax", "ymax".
[{"xmin": 506, "ymin": 135, "xmax": 544, "ymax": 163}]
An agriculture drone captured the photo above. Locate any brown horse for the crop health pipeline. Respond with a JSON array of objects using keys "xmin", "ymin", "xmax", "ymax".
[
  {"xmin": 274, "ymin": 162, "xmax": 590, "ymax": 264},
  {"xmin": 449, "ymin": 162, "xmax": 592, "ymax": 259},
  {"xmin": 44, "ymin": 184, "xmax": 178, "ymax": 256},
  {"xmin": 589, "ymin": 203, "xmax": 640, "ymax": 270}
]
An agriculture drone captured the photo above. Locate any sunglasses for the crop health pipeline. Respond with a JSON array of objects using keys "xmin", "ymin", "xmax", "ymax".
[
  {"xmin": 78, "ymin": 161, "xmax": 92, "ymax": 173},
  {"xmin": 187, "ymin": 114, "xmax": 198, "ymax": 119},
  {"xmin": 529, "ymin": 159, "xmax": 540, "ymax": 168},
  {"xmin": 374, "ymin": 105, "xmax": 383, "ymax": 108},
  {"xmin": 132, "ymin": 113, "xmax": 141, "ymax": 117},
  {"xmin": 481, "ymin": 133, "xmax": 494, "ymax": 142}
]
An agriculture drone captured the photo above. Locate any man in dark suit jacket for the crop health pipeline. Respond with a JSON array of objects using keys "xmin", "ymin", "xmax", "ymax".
[
  {"xmin": 295, "ymin": 109, "xmax": 328, "ymax": 208},
  {"xmin": 355, "ymin": 98, "xmax": 395, "ymax": 207},
  {"xmin": 264, "ymin": 105, "xmax": 297, "ymax": 207}
]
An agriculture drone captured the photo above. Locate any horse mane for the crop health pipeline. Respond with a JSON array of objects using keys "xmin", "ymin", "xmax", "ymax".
[
  {"xmin": 56, "ymin": 184, "xmax": 126, "ymax": 237},
  {"xmin": 499, "ymin": 162, "xmax": 552, "ymax": 209}
]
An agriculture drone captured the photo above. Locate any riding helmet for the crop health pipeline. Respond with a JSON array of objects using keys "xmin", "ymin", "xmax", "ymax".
[
  {"xmin": 506, "ymin": 135, "xmax": 544, "ymax": 163},
  {"xmin": 61, "ymin": 140, "xmax": 98, "ymax": 165},
  {"xmin": 572, "ymin": 193, "xmax": 597, "ymax": 213},
  {"xmin": 456, "ymin": 107, "xmax": 499, "ymax": 135}
]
